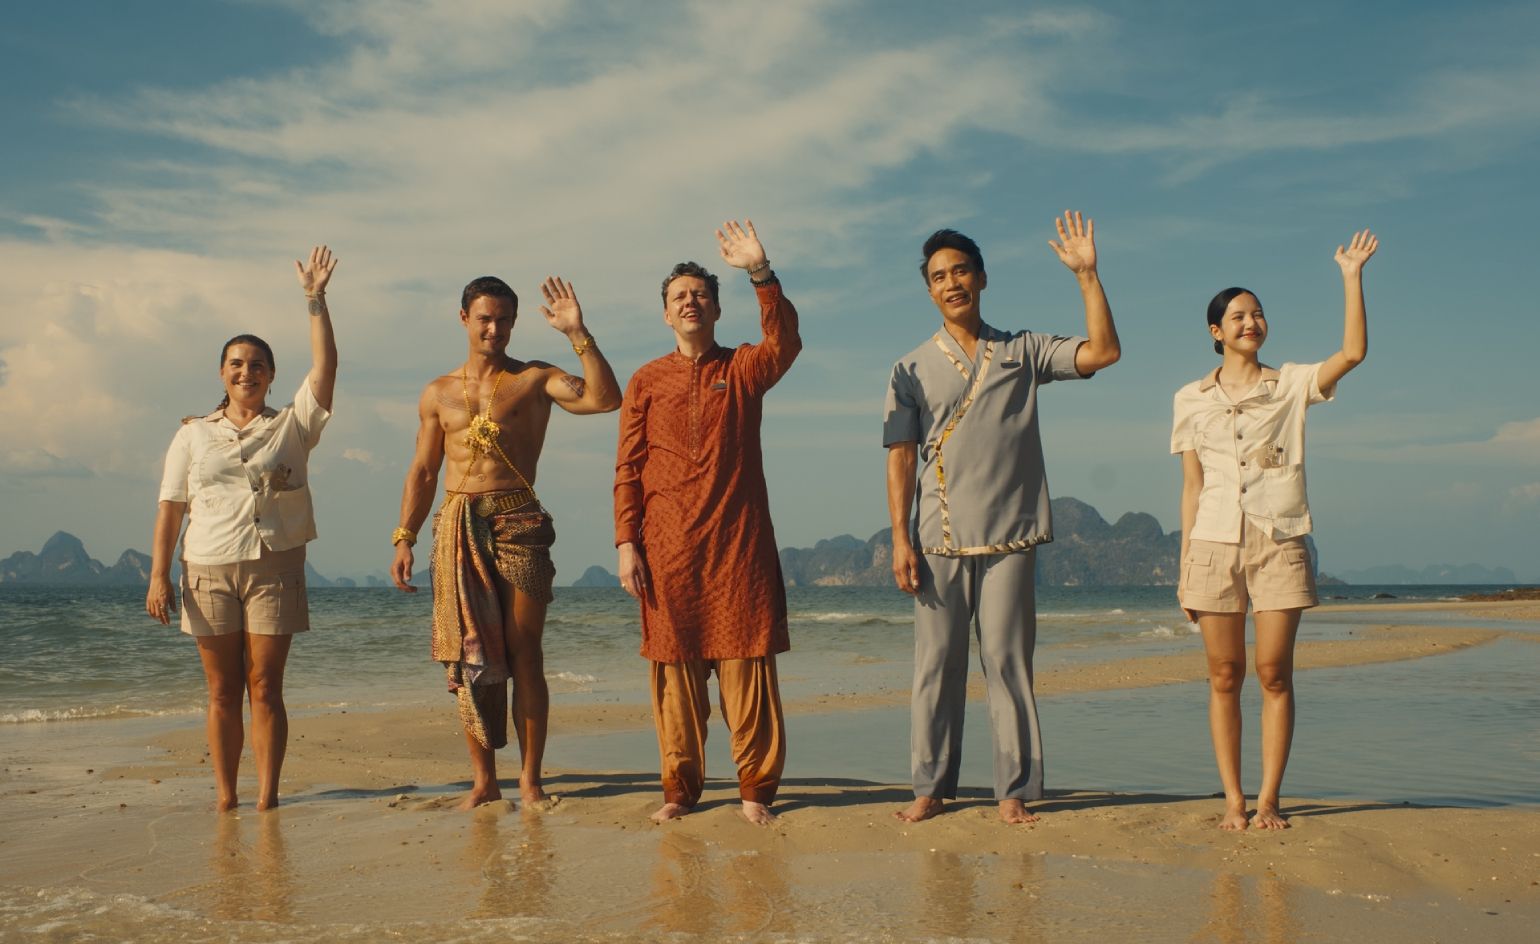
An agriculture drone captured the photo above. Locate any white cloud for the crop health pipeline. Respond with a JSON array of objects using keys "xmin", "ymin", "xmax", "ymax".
[
  {"xmin": 0, "ymin": 449, "xmax": 94, "ymax": 479},
  {"xmin": 1509, "ymin": 482, "xmax": 1540, "ymax": 503}
]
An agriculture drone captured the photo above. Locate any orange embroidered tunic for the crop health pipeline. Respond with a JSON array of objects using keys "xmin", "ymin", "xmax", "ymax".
[{"xmin": 614, "ymin": 281, "xmax": 801, "ymax": 663}]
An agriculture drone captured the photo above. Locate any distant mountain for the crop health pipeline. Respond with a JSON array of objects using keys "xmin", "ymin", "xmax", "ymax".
[
  {"xmin": 775, "ymin": 498, "xmax": 1378, "ymax": 588},
  {"xmin": 0, "ymin": 531, "xmax": 337, "ymax": 587},
  {"xmin": 0, "ymin": 531, "xmax": 150, "ymax": 584},
  {"xmin": 1333, "ymin": 563, "xmax": 1519, "ymax": 585},
  {"xmin": 572, "ymin": 565, "xmax": 621, "ymax": 588},
  {"xmin": 778, "ymin": 498, "xmax": 1185, "ymax": 587}
]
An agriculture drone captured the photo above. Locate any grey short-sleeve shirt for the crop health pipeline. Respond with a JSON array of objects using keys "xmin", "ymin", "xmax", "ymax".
[{"xmin": 883, "ymin": 323, "xmax": 1087, "ymax": 556}]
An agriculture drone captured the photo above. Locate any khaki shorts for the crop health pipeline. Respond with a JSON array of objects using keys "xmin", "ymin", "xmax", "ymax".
[
  {"xmin": 1180, "ymin": 520, "xmax": 1317, "ymax": 614},
  {"xmin": 180, "ymin": 544, "xmax": 310, "ymax": 637}
]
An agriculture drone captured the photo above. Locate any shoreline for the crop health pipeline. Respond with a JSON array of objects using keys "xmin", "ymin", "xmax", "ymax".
[{"xmin": 4, "ymin": 602, "xmax": 1536, "ymax": 941}]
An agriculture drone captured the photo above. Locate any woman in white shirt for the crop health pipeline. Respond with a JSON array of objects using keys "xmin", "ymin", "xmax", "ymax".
[
  {"xmin": 1171, "ymin": 230, "xmax": 1377, "ymax": 831},
  {"xmin": 145, "ymin": 246, "xmax": 339, "ymax": 812}
]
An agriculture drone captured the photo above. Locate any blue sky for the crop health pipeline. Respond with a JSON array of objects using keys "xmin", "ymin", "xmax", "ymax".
[{"xmin": 2, "ymin": 0, "xmax": 1537, "ymax": 582}]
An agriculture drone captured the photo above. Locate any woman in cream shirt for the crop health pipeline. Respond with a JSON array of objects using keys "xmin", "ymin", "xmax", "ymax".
[
  {"xmin": 1171, "ymin": 230, "xmax": 1377, "ymax": 831},
  {"xmin": 146, "ymin": 246, "xmax": 338, "ymax": 812}
]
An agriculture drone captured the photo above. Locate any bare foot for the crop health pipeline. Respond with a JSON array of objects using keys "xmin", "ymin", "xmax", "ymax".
[
  {"xmin": 455, "ymin": 785, "xmax": 505, "ymax": 811},
  {"xmin": 1218, "ymin": 797, "xmax": 1249, "ymax": 831},
  {"xmin": 998, "ymin": 799, "xmax": 1039, "ymax": 824},
  {"xmin": 741, "ymin": 801, "xmax": 776, "ymax": 825},
  {"xmin": 1252, "ymin": 802, "xmax": 1290, "ymax": 830},
  {"xmin": 214, "ymin": 796, "xmax": 238, "ymax": 813},
  {"xmin": 894, "ymin": 796, "xmax": 945, "ymax": 823},
  {"xmin": 650, "ymin": 802, "xmax": 691, "ymax": 823},
  {"xmin": 255, "ymin": 797, "xmax": 280, "ymax": 812},
  {"xmin": 523, "ymin": 794, "xmax": 561, "ymax": 813},
  {"xmin": 521, "ymin": 779, "xmax": 549, "ymax": 808}
]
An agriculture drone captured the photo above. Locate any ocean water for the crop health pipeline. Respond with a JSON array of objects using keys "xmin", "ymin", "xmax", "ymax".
[
  {"xmin": 0, "ymin": 582, "xmax": 1485, "ymax": 726},
  {"xmin": 1, "ymin": 583, "xmax": 1534, "ymax": 806}
]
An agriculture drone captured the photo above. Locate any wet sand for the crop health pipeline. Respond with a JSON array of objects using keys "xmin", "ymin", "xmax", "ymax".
[{"xmin": 2, "ymin": 605, "xmax": 1536, "ymax": 942}]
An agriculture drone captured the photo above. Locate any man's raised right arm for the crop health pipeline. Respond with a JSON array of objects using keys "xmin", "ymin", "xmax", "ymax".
[{"xmin": 391, "ymin": 384, "xmax": 446, "ymax": 592}]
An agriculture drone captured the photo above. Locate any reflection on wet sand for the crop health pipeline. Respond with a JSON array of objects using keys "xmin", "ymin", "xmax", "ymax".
[
  {"xmin": 998, "ymin": 852, "xmax": 1044, "ymax": 944},
  {"xmin": 723, "ymin": 846, "xmax": 794, "ymax": 936},
  {"xmin": 919, "ymin": 850, "xmax": 976, "ymax": 938},
  {"xmin": 210, "ymin": 812, "xmax": 294, "ymax": 923},
  {"xmin": 469, "ymin": 810, "xmax": 554, "ymax": 920},
  {"xmin": 1193, "ymin": 870, "xmax": 1302, "ymax": 944},
  {"xmin": 644, "ymin": 829, "xmax": 794, "ymax": 937},
  {"xmin": 915, "ymin": 849, "xmax": 1044, "ymax": 940},
  {"xmin": 646, "ymin": 832, "xmax": 717, "ymax": 935}
]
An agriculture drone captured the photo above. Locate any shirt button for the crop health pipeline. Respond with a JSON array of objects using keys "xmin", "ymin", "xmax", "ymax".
[
  {"xmin": 1240, "ymin": 487, "xmax": 1247, "ymax": 494},
  {"xmin": 1240, "ymin": 461, "xmax": 1248, "ymax": 468},
  {"xmin": 1236, "ymin": 433, "xmax": 1242, "ymax": 440},
  {"xmin": 1225, "ymin": 408, "xmax": 1233, "ymax": 415},
  {"xmin": 254, "ymin": 516, "xmax": 262, "ymax": 523},
  {"xmin": 252, "ymin": 485, "xmax": 259, "ymax": 492}
]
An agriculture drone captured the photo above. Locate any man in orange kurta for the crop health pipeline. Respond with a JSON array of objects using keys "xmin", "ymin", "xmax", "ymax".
[{"xmin": 614, "ymin": 220, "xmax": 801, "ymax": 824}]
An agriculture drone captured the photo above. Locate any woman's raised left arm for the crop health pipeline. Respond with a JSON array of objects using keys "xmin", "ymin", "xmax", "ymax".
[
  {"xmin": 1317, "ymin": 229, "xmax": 1377, "ymax": 396},
  {"xmin": 295, "ymin": 245, "xmax": 339, "ymax": 411}
]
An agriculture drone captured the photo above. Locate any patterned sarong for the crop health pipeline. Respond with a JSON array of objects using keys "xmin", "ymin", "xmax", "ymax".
[{"xmin": 430, "ymin": 489, "xmax": 556, "ymax": 749}]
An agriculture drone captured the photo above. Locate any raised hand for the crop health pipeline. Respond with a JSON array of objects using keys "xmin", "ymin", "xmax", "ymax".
[
  {"xmin": 539, "ymin": 276, "xmax": 586, "ymax": 338},
  {"xmin": 1047, "ymin": 210, "xmax": 1097, "ymax": 274},
  {"xmin": 717, "ymin": 219, "xmax": 768, "ymax": 271},
  {"xmin": 1334, "ymin": 229, "xmax": 1378, "ymax": 275},
  {"xmin": 294, "ymin": 245, "xmax": 338, "ymax": 295}
]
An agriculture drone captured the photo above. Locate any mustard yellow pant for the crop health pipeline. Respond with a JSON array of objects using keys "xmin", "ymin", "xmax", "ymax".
[{"xmin": 649, "ymin": 656, "xmax": 786, "ymax": 806}]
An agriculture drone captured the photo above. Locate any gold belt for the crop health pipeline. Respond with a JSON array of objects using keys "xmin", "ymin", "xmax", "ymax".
[{"xmin": 467, "ymin": 489, "xmax": 539, "ymax": 518}]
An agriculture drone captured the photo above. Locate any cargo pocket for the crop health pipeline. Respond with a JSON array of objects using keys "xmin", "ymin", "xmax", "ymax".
[
  {"xmin": 1182, "ymin": 547, "xmax": 1217, "ymax": 597},
  {"xmin": 184, "ymin": 570, "xmax": 232, "ymax": 633},
  {"xmin": 278, "ymin": 571, "xmax": 309, "ymax": 633}
]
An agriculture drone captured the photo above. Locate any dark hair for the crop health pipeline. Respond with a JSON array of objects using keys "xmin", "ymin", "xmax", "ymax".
[
  {"xmin": 919, "ymin": 229, "xmax": 985, "ymax": 281},
  {"xmin": 660, "ymin": 261, "xmax": 719, "ymax": 305},
  {"xmin": 1206, "ymin": 287, "xmax": 1260, "ymax": 355},
  {"xmin": 215, "ymin": 334, "xmax": 276, "ymax": 412},
  {"xmin": 461, "ymin": 276, "xmax": 518, "ymax": 317}
]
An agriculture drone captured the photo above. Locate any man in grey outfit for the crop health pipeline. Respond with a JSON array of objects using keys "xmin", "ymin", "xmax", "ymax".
[{"xmin": 882, "ymin": 212, "xmax": 1122, "ymax": 823}]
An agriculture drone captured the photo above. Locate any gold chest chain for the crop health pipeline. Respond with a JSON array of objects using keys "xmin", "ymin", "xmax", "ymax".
[{"xmin": 455, "ymin": 366, "xmax": 536, "ymax": 495}]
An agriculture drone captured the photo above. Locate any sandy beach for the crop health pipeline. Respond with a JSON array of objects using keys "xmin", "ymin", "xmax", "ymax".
[{"xmin": 2, "ymin": 599, "xmax": 1536, "ymax": 942}]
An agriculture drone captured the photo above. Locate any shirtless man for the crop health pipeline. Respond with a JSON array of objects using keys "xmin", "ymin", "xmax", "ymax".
[{"xmin": 391, "ymin": 275, "xmax": 620, "ymax": 810}]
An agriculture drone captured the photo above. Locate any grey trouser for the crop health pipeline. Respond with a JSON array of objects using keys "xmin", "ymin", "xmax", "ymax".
[{"xmin": 911, "ymin": 549, "xmax": 1043, "ymax": 801}]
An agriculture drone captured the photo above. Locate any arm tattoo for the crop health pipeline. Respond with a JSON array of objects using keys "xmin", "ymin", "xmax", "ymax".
[
  {"xmin": 559, "ymin": 375, "xmax": 586, "ymax": 399},
  {"xmin": 308, "ymin": 295, "xmax": 328, "ymax": 317}
]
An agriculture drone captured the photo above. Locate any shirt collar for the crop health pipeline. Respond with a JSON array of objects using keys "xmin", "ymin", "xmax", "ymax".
[
  {"xmin": 1197, "ymin": 364, "xmax": 1279, "ymax": 395},
  {"xmin": 935, "ymin": 321, "xmax": 998, "ymax": 364},
  {"xmin": 671, "ymin": 342, "xmax": 725, "ymax": 365},
  {"xmin": 209, "ymin": 405, "xmax": 279, "ymax": 430}
]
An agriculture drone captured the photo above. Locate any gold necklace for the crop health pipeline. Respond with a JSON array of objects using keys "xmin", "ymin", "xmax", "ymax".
[{"xmin": 456, "ymin": 366, "xmax": 532, "ymax": 493}]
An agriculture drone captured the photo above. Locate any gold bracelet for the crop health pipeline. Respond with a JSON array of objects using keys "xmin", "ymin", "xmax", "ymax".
[
  {"xmin": 571, "ymin": 333, "xmax": 595, "ymax": 356},
  {"xmin": 391, "ymin": 527, "xmax": 417, "ymax": 547}
]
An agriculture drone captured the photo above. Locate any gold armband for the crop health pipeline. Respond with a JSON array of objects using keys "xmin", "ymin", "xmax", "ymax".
[
  {"xmin": 572, "ymin": 333, "xmax": 596, "ymax": 356},
  {"xmin": 391, "ymin": 527, "xmax": 417, "ymax": 547}
]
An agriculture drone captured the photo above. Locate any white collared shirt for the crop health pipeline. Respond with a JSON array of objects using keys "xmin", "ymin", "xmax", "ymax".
[
  {"xmin": 1171, "ymin": 362, "xmax": 1331, "ymax": 543},
  {"xmin": 158, "ymin": 376, "xmax": 331, "ymax": 564}
]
